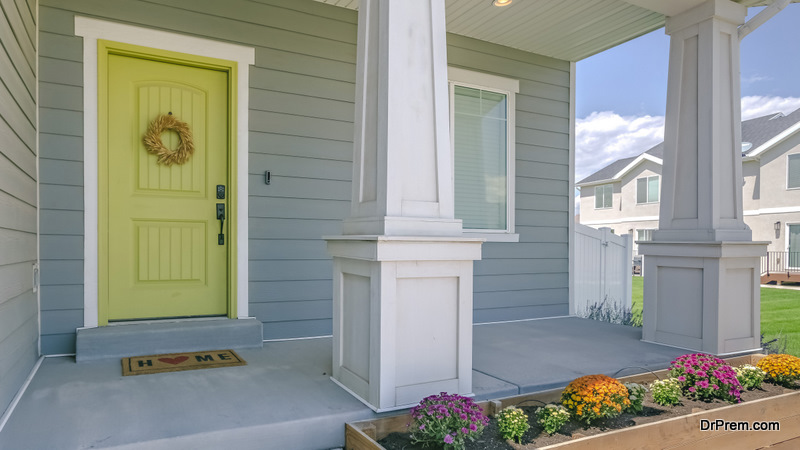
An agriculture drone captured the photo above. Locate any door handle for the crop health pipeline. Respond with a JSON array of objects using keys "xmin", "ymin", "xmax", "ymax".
[{"xmin": 216, "ymin": 203, "xmax": 225, "ymax": 245}]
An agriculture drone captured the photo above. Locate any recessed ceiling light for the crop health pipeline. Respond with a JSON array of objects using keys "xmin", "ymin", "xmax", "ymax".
[{"xmin": 492, "ymin": 0, "xmax": 512, "ymax": 7}]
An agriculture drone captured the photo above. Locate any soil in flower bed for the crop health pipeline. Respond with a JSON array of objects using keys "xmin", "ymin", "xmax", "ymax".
[{"xmin": 378, "ymin": 382, "xmax": 798, "ymax": 450}]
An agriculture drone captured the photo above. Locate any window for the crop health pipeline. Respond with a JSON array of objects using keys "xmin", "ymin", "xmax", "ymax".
[
  {"xmin": 636, "ymin": 176, "xmax": 659, "ymax": 204},
  {"xmin": 595, "ymin": 184, "xmax": 613, "ymax": 209},
  {"xmin": 788, "ymin": 154, "xmax": 800, "ymax": 189},
  {"xmin": 449, "ymin": 68, "xmax": 519, "ymax": 235},
  {"xmin": 636, "ymin": 229, "xmax": 654, "ymax": 242}
]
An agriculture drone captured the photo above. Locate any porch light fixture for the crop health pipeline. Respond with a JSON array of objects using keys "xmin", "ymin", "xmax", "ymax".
[
  {"xmin": 492, "ymin": 0, "xmax": 512, "ymax": 6},
  {"xmin": 775, "ymin": 221, "xmax": 781, "ymax": 232}
]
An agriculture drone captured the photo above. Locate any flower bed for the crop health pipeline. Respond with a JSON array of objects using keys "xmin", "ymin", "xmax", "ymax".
[{"xmin": 345, "ymin": 354, "xmax": 800, "ymax": 450}]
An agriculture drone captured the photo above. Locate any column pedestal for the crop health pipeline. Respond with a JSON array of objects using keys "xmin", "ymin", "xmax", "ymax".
[
  {"xmin": 327, "ymin": 236, "xmax": 482, "ymax": 411},
  {"xmin": 640, "ymin": 241, "xmax": 766, "ymax": 355}
]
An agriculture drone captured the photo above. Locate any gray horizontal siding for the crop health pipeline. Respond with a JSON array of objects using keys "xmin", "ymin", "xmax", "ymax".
[
  {"xmin": 0, "ymin": 0, "xmax": 38, "ymax": 418},
  {"xmin": 36, "ymin": 3, "xmax": 85, "ymax": 353},
  {"xmin": 38, "ymin": 0, "xmax": 572, "ymax": 348},
  {"xmin": 449, "ymin": 33, "xmax": 571, "ymax": 322}
]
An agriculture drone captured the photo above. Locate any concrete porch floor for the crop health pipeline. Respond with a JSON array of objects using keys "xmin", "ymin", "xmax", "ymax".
[{"xmin": 0, "ymin": 317, "xmax": 690, "ymax": 450}]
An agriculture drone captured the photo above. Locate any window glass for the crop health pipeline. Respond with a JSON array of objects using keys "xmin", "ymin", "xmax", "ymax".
[
  {"xmin": 648, "ymin": 177, "xmax": 659, "ymax": 203},
  {"xmin": 453, "ymin": 85, "xmax": 508, "ymax": 230},
  {"xmin": 636, "ymin": 178, "xmax": 647, "ymax": 204},
  {"xmin": 788, "ymin": 154, "xmax": 800, "ymax": 189},
  {"xmin": 595, "ymin": 184, "xmax": 612, "ymax": 209},
  {"xmin": 637, "ymin": 176, "xmax": 659, "ymax": 204}
]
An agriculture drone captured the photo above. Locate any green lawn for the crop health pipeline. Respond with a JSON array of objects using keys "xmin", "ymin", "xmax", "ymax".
[{"xmin": 630, "ymin": 277, "xmax": 800, "ymax": 357}]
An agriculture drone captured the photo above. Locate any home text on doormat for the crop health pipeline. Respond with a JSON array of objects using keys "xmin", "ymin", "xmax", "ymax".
[{"xmin": 122, "ymin": 350, "xmax": 246, "ymax": 376}]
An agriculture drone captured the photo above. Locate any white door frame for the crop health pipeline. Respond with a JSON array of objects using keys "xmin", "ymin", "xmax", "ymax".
[{"xmin": 75, "ymin": 17, "xmax": 255, "ymax": 327}]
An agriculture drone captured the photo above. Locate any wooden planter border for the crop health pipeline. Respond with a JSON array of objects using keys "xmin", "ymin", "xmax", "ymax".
[{"xmin": 345, "ymin": 354, "xmax": 799, "ymax": 450}]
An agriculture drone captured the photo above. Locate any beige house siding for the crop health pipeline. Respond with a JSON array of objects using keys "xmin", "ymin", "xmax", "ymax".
[
  {"xmin": 580, "ymin": 131, "xmax": 800, "ymax": 257},
  {"xmin": 755, "ymin": 133, "xmax": 800, "ymax": 209},
  {"xmin": 743, "ymin": 159, "xmax": 760, "ymax": 212},
  {"xmin": 619, "ymin": 162, "xmax": 661, "ymax": 217}
]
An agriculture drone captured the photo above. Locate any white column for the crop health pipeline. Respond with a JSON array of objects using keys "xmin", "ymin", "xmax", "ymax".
[
  {"xmin": 655, "ymin": 0, "xmax": 750, "ymax": 243},
  {"xmin": 640, "ymin": 0, "xmax": 766, "ymax": 355},
  {"xmin": 325, "ymin": 0, "xmax": 482, "ymax": 412},
  {"xmin": 343, "ymin": 0, "xmax": 461, "ymax": 236}
]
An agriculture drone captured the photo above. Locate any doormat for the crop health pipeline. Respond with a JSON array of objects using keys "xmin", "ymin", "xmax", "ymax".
[{"xmin": 122, "ymin": 349, "xmax": 246, "ymax": 376}]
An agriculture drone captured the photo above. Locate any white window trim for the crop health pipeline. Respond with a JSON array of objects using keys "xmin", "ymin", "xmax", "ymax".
[
  {"xmin": 75, "ymin": 17, "xmax": 255, "ymax": 327},
  {"xmin": 636, "ymin": 175, "xmax": 660, "ymax": 204},
  {"xmin": 595, "ymin": 184, "xmax": 613, "ymax": 209},
  {"xmin": 448, "ymin": 67, "xmax": 519, "ymax": 242},
  {"xmin": 786, "ymin": 153, "xmax": 800, "ymax": 190}
]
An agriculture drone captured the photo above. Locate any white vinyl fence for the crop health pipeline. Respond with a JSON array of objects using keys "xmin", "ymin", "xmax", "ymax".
[{"xmin": 573, "ymin": 224, "xmax": 633, "ymax": 317}]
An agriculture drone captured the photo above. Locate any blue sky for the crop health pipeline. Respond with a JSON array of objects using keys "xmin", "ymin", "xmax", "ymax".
[{"xmin": 574, "ymin": 4, "xmax": 800, "ymax": 182}]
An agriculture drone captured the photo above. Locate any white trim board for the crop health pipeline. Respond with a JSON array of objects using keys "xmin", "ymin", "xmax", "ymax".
[
  {"xmin": 75, "ymin": 17, "xmax": 255, "ymax": 327},
  {"xmin": 743, "ymin": 206, "xmax": 800, "ymax": 216},
  {"xmin": 447, "ymin": 66, "xmax": 519, "ymax": 240}
]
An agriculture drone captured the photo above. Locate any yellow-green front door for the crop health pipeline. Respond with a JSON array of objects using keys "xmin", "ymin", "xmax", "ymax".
[{"xmin": 104, "ymin": 51, "xmax": 229, "ymax": 321}]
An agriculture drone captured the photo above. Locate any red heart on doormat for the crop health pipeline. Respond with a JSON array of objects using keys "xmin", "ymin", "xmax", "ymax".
[{"xmin": 158, "ymin": 356, "xmax": 189, "ymax": 365}]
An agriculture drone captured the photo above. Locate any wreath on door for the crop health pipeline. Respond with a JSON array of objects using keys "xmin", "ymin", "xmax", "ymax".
[{"xmin": 142, "ymin": 113, "xmax": 195, "ymax": 166}]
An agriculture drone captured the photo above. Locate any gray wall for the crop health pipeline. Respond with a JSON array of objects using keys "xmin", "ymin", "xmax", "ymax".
[
  {"xmin": 38, "ymin": 0, "xmax": 571, "ymax": 352},
  {"xmin": 0, "ymin": 0, "xmax": 39, "ymax": 416}
]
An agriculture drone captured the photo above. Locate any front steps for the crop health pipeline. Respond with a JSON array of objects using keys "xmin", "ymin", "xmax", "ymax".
[{"xmin": 75, "ymin": 318, "xmax": 263, "ymax": 362}]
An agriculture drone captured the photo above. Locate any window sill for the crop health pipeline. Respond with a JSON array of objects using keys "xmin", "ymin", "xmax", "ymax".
[{"xmin": 462, "ymin": 232, "xmax": 520, "ymax": 242}]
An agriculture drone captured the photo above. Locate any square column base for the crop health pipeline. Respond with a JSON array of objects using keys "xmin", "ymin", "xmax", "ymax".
[
  {"xmin": 639, "ymin": 241, "xmax": 767, "ymax": 355},
  {"xmin": 325, "ymin": 235, "xmax": 483, "ymax": 412}
]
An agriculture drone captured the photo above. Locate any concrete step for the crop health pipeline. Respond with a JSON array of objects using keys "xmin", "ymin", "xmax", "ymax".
[{"xmin": 76, "ymin": 318, "xmax": 263, "ymax": 362}]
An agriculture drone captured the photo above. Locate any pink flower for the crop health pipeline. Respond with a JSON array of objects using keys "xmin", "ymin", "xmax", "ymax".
[{"xmin": 444, "ymin": 434, "xmax": 454, "ymax": 444}]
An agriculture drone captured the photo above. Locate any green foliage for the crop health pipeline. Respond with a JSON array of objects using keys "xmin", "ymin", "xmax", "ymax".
[
  {"xmin": 496, "ymin": 406, "xmax": 529, "ymax": 443},
  {"xmin": 761, "ymin": 286, "xmax": 800, "ymax": 358},
  {"xmin": 623, "ymin": 382, "xmax": 646, "ymax": 414},
  {"xmin": 734, "ymin": 364, "xmax": 766, "ymax": 390},
  {"xmin": 650, "ymin": 378, "xmax": 682, "ymax": 406},
  {"xmin": 535, "ymin": 404, "xmax": 570, "ymax": 435}
]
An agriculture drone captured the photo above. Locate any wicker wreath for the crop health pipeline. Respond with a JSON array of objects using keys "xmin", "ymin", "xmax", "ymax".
[{"xmin": 142, "ymin": 114, "xmax": 195, "ymax": 166}]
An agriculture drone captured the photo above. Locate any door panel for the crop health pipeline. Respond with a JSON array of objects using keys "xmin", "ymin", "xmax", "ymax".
[{"xmin": 106, "ymin": 54, "xmax": 229, "ymax": 320}]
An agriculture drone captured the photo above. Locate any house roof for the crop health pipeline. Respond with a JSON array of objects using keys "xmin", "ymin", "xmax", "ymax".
[
  {"xmin": 577, "ymin": 143, "xmax": 663, "ymax": 186},
  {"xmin": 314, "ymin": 0, "xmax": 794, "ymax": 62},
  {"xmin": 744, "ymin": 108, "xmax": 800, "ymax": 157},
  {"xmin": 577, "ymin": 108, "xmax": 800, "ymax": 186}
]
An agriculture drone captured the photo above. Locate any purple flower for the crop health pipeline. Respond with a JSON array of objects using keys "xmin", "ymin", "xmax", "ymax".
[
  {"xmin": 469, "ymin": 423, "xmax": 478, "ymax": 431},
  {"xmin": 444, "ymin": 434, "xmax": 454, "ymax": 444},
  {"xmin": 419, "ymin": 424, "xmax": 425, "ymax": 431},
  {"xmin": 462, "ymin": 427, "xmax": 469, "ymax": 434}
]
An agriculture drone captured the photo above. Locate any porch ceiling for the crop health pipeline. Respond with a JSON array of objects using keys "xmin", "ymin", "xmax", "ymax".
[{"xmin": 315, "ymin": 0, "xmax": 795, "ymax": 62}]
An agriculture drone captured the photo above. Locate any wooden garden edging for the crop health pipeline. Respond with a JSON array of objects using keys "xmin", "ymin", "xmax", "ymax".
[{"xmin": 344, "ymin": 354, "xmax": 800, "ymax": 450}]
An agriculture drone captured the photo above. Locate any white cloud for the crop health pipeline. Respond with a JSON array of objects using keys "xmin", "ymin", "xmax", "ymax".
[
  {"xmin": 741, "ymin": 74, "xmax": 772, "ymax": 85},
  {"xmin": 741, "ymin": 95, "xmax": 800, "ymax": 120},
  {"xmin": 576, "ymin": 96, "xmax": 800, "ymax": 183},
  {"xmin": 575, "ymin": 111, "xmax": 664, "ymax": 182}
]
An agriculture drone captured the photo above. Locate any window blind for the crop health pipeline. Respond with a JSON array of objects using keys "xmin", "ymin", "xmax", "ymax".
[{"xmin": 453, "ymin": 86, "xmax": 507, "ymax": 230}]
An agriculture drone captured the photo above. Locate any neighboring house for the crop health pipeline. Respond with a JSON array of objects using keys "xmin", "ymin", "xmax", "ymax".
[
  {"xmin": 0, "ymin": 0, "xmax": 788, "ymax": 419},
  {"xmin": 578, "ymin": 109, "xmax": 800, "ymax": 256}
]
